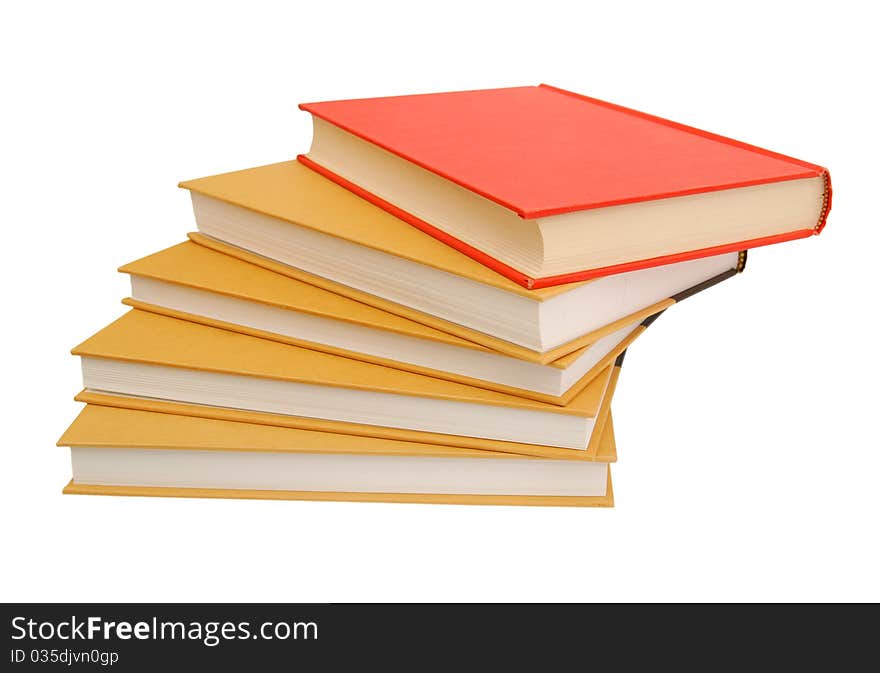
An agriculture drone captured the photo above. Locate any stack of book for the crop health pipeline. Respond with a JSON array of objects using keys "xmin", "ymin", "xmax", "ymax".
[{"xmin": 58, "ymin": 85, "xmax": 830, "ymax": 507}]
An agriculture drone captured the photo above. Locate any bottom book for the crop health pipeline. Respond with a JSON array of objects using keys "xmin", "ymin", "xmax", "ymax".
[{"xmin": 58, "ymin": 404, "xmax": 616, "ymax": 507}]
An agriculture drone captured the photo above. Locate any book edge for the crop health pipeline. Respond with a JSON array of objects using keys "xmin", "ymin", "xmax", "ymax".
[{"xmin": 62, "ymin": 474, "xmax": 614, "ymax": 507}]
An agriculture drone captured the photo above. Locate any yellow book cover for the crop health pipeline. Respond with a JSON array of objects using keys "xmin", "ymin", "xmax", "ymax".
[
  {"xmin": 59, "ymin": 405, "xmax": 617, "ymax": 507},
  {"xmin": 121, "ymin": 241, "xmax": 647, "ymax": 404}
]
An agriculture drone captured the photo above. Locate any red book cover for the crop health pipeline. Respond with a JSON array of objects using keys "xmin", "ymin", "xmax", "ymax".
[{"xmin": 299, "ymin": 85, "xmax": 831, "ymax": 289}]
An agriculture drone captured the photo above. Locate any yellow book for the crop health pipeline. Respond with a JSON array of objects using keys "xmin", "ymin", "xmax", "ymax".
[
  {"xmin": 75, "ymin": 364, "xmax": 618, "ymax": 461},
  {"xmin": 58, "ymin": 405, "xmax": 617, "ymax": 506},
  {"xmin": 120, "ymin": 241, "xmax": 646, "ymax": 405},
  {"xmin": 72, "ymin": 310, "xmax": 618, "ymax": 452},
  {"xmin": 180, "ymin": 161, "xmax": 744, "ymax": 360}
]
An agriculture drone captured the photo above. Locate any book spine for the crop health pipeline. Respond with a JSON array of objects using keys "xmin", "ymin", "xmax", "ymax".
[
  {"xmin": 815, "ymin": 170, "xmax": 832, "ymax": 234},
  {"xmin": 634, "ymin": 255, "xmax": 744, "ymax": 331},
  {"xmin": 640, "ymin": 310, "xmax": 666, "ymax": 329},
  {"xmin": 670, "ymin": 267, "xmax": 739, "ymax": 303}
]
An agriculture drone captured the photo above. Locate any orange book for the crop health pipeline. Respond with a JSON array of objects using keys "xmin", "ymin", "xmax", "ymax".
[
  {"xmin": 72, "ymin": 310, "xmax": 622, "ymax": 454},
  {"xmin": 58, "ymin": 404, "xmax": 617, "ymax": 506}
]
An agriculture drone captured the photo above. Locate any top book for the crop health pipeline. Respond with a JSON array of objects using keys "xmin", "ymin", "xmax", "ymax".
[{"xmin": 299, "ymin": 84, "xmax": 831, "ymax": 289}]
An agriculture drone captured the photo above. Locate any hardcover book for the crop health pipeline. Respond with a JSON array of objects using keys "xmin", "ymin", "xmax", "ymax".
[
  {"xmin": 71, "ymin": 310, "xmax": 620, "ymax": 453},
  {"xmin": 58, "ymin": 404, "xmax": 616, "ymax": 506},
  {"xmin": 74, "ymin": 378, "xmax": 619, "ymax": 462},
  {"xmin": 180, "ymin": 161, "xmax": 746, "ymax": 356},
  {"xmin": 299, "ymin": 84, "xmax": 830, "ymax": 288}
]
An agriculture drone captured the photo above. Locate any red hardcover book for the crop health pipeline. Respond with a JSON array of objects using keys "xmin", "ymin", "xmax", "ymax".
[{"xmin": 299, "ymin": 85, "xmax": 830, "ymax": 289}]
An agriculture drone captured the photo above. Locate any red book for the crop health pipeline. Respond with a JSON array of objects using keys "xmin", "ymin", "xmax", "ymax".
[{"xmin": 299, "ymin": 85, "xmax": 830, "ymax": 289}]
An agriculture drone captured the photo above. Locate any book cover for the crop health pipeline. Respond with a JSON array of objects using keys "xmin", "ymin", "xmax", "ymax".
[
  {"xmin": 61, "ymin": 480, "xmax": 614, "ymax": 507},
  {"xmin": 299, "ymin": 84, "xmax": 829, "ymax": 287}
]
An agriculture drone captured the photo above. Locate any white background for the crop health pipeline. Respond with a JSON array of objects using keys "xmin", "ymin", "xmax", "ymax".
[{"xmin": 1, "ymin": 0, "xmax": 877, "ymax": 602}]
